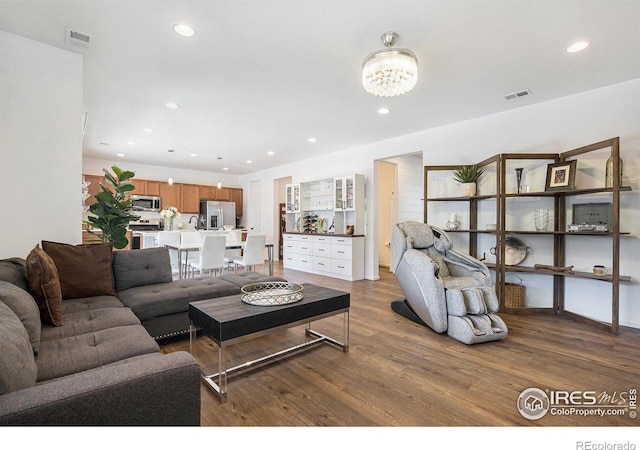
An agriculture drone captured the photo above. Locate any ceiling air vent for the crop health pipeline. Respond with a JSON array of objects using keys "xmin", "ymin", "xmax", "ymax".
[
  {"xmin": 65, "ymin": 27, "xmax": 91, "ymax": 47},
  {"xmin": 504, "ymin": 89, "xmax": 532, "ymax": 101}
]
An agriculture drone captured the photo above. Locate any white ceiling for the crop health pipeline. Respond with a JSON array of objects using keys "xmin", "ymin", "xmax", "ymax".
[{"xmin": 1, "ymin": 1, "xmax": 639, "ymax": 175}]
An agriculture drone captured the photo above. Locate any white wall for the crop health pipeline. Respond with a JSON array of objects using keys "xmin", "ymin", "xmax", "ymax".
[
  {"xmin": 383, "ymin": 153, "xmax": 424, "ymax": 223},
  {"xmin": 240, "ymin": 78, "xmax": 640, "ymax": 328},
  {"xmin": 0, "ymin": 31, "xmax": 83, "ymax": 258}
]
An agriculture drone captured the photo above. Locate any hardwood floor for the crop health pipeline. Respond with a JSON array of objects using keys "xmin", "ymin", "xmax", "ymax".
[{"xmin": 160, "ymin": 262, "xmax": 640, "ymax": 427}]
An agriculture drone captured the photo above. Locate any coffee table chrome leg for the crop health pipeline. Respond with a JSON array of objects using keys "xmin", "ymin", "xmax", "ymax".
[
  {"xmin": 218, "ymin": 346, "xmax": 228, "ymax": 403},
  {"xmin": 343, "ymin": 311, "xmax": 350, "ymax": 352},
  {"xmin": 189, "ymin": 323, "xmax": 197, "ymax": 357}
]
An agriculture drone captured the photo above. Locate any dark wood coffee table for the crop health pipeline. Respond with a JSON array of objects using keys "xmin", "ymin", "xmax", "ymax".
[{"xmin": 189, "ymin": 283, "xmax": 350, "ymax": 403}]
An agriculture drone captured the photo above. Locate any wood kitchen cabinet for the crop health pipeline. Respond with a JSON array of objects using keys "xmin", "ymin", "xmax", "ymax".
[
  {"xmin": 83, "ymin": 174, "xmax": 242, "ymax": 216},
  {"xmin": 215, "ymin": 187, "xmax": 232, "ymax": 201},
  {"xmin": 199, "ymin": 185, "xmax": 216, "ymax": 200},
  {"xmin": 144, "ymin": 180, "xmax": 160, "ymax": 196},
  {"xmin": 159, "ymin": 182, "xmax": 181, "ymax": 211},
  {"xmin": 180, "ymin": 184, "xmax": 200, "ymax": 213},
  {"xmin": 230, "ymin": 188, "xmax": 243, "ymax": 216}
]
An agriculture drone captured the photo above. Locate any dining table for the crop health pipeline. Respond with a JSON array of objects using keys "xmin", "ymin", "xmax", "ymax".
[{"xmin": 164, "ymin": 241, "xmax": 275, "ymax": 279}]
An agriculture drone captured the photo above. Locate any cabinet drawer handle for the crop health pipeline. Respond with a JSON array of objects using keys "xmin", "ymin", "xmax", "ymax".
[
  {"xmin": 318, "ymin": 262, "xmax": 325, "ymax": 266},
  {"xmin": 319, "ymin": 249, "xmax": 325, "ymax": 252},
  {"xmin": 337, "ymin": 265, "xmax": 345, "ymax": 269},
  {"xmin": 337, "ymin": 251, "xmax": 345, "ymax": 254}
]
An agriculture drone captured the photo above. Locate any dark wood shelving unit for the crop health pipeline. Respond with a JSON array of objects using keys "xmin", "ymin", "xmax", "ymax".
[{"xmin": 425, "ymin": 137, "xmax": 630, "ymax": 334}]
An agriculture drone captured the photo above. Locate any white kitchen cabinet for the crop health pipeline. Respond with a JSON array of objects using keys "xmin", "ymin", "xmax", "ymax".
[
  {"xmin": 283, "ymin": 233, "xmax": 364, "ymax": 281},
  {"xmin": 333, "ymin": 174, "xmax": 365, "ymax": 235}
]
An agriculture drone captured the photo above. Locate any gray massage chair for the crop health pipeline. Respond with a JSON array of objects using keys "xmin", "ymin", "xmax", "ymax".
[{"xmin": 391, "ymin": 221, "xmax": 508, "ymax": 344}]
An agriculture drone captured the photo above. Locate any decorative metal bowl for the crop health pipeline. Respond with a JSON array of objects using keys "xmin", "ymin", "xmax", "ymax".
[{"xmin": 241, "ymin": 282, "xmax": 304, "ymax": 306}]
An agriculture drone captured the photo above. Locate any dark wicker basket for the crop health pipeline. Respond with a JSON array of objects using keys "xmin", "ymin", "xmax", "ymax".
[{"xmin": 504, "ymin": 282, "xmax": 525, "ymax": 308}]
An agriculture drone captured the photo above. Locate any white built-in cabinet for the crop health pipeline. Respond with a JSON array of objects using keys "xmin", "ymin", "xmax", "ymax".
[
  {"xmin": 283, "ymin": 174, "xmax": 365, "ymax": 280},
  {"xmin": 284, "ymin": 174, "xmax": 364, "ymax": 235},
  {"xmin": 282, "ymin": 234, "xmax": 365, "ymax": 281}
]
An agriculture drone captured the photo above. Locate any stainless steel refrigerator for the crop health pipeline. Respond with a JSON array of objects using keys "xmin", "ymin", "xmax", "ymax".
[{"xmin": 199, "ymin": 200, "xmax": 236, "ymax": 230}]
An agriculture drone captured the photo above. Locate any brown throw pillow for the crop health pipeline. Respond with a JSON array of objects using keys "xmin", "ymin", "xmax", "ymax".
[
  {"xmin": 41, "ymin": 241, "xmax": 117, "ymax": 299},
  {"xmin": 25, "ymin": 245, "xmax": 63, "ymax": 326}
]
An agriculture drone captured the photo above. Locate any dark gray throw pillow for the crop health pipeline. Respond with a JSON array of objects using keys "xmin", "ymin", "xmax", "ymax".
[{"xmin": 112, "ymin": 247, "xmax": 172, "ymax": 292}]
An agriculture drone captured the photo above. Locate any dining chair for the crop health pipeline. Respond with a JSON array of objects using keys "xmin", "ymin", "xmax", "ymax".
[
  {"xmin": 189, "ymin": 235, "xmax": 227, "ymax": 277},
  {"xmin": 180, "ymin": 231, "xmax": 203, "ymax": 272},
  {"xmin": 156, "ymin": 231, "xmax": 181, "ymax": 276},
  {"xmin": 230, "ymin": 234, "xmax": 266, "ymax": 273}
]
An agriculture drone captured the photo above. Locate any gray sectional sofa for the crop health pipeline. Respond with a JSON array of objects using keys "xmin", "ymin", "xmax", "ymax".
[
  {"xmin": 0, "ymin": 243, "xmax": 285, "ymax": 425},
  {"xmin": 112, "ymin": 247, "xmax": 286, "ymax": 339}
]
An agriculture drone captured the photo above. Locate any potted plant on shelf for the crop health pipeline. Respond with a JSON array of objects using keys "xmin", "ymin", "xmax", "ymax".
[
  {"xmin": 452, "ymin": 165, "xmax": 484, "ymax": 196},
  {"xmin": 85, "ymin": 165, "xmax": 140, "ymax": 249}
]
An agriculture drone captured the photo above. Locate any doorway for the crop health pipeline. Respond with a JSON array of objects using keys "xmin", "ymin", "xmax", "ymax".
[{"xmin": 377, "ymin": 161, "xmax": 397, "ymax": 269}]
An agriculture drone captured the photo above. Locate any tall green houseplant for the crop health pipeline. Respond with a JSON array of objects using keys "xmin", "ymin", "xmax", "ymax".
[{"xmin": 86, "ymin": 165, "xmax": 140, "ymax": 249}]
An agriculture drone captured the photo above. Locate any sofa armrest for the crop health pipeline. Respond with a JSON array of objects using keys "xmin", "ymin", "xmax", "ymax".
[{"xmin": 0, "ymin": 351, "xmax": 200, "ymax": 426}]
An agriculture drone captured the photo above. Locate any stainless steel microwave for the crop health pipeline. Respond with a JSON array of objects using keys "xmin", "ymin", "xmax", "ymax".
[{"xmin": 130, "ymin": 195, "xmax": 161, "ymax": 212}]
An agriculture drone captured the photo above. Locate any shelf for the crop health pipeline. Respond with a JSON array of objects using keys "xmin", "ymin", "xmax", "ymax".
[
  {"xmin": 303, "ymin": 192, "xmax": 333, "ymax": 198},
  {"xmin": 426, "ymin": 194, "xmax": 497, "ymax": 202},
  {"xmin": 502, "ymin": 265, "xmax": 631, "ymax": 282},
  {"xmin": 425, "ymin": 137, "xmax": 628, "ymax": 334},
  {"xmin": 504, "ymin": 230, "xmax": 631, "ymax": 236},
  {"xmin": 504, "ymin": 186, "xmax": 631, "ymax": 198}
]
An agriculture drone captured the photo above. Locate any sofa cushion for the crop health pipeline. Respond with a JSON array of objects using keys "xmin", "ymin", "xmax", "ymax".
[
  {"xmin": 217, "ymin": 272, "xmax": 287, "ymax": 288},
  {"xmin": 0, "ymin": 258, "xmax": 29, "ymax": 291},
  {"xmin": 0, "ymin": 281, "xmax": 41, "ymax": 355},
  {"xmin": 40, "ymin": 306, "xmax": 141, "ymax": 342},
  {"xmin": 35, "ymin": 324, "xmax": 159, "ymax": 382},
  {"xmin": 0, "ymin": 301, "xmax": 38, "ymax": 394},
  {"xmin": 41, "ymin": 241, "xmax": 117, "ymax": 299},
  {"xmin": 118, "ymin": 277, "xmax": 241, "ymax": 321},
  {"xmin": 112, "ymin": 247, "xmax": 172, "ymax": 292},
  {"xmin": 58, "ymin": 295, "xmax": 125, "ymax": 314},
  {"xmin": 25, "ymin": 245, "xmax": 63, "ymax": 327}
]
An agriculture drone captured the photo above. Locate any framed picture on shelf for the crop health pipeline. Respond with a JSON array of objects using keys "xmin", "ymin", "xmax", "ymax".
[{"xmin": 545, "ymin": 160, "xmax": 576, "ymax": 191}]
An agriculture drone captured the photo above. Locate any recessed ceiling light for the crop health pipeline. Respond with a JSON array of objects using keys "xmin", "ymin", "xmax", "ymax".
[
  {"xmin": 378, "ymin": 107, "xmax": 390, "ymax": 115},
  {"xmin": 165, "ymin": 102, "xmax": 179, "ymax": 109},
  {"xmin": 308, "ymin": 137, "xmax": 317, "ymax": 143},
  {"xmin": 267, "ymin": 151, "xmax": 275, "ymax": 155},
  {"xmin": 223, "ymin": 167, "xmax": 229, "ymax": 171},
  {"xmin": 116, "ymin": 153, "xmax": 125, "ymax": 157},
  {"xmin": 246, "ymin": 160, "xmax": 253, "ymax": 164},
  {"xmin": 567, "ymin": 41, "xmax": 589, "ymax": 53},
  {"xmin": 173, "ymin": 23, "xmax": 195, "ymax": 37},
  {"xmin": 127, "ymin": 141, "xmax": 136, "ymax": 146},
  {"xmin": 190, "ymin": 153, "xmax": 197, "ymax": 157},
  {"xmin": 143, "ymin": 128, "xmax": 154, "ymax": 133}
]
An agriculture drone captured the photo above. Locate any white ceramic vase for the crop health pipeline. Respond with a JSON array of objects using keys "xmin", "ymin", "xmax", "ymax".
[{"xmin": 461, "ymin": 182, "xmax": 476, "ymax": 197}]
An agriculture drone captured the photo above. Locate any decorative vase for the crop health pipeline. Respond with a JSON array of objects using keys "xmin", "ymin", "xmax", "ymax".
[
  {"xmin": 605, "ymin": 155, "xmax": 623, "ymax": 188},
  {"xmin": 534, "ymin": 209, "xmax": 550, "ymax": 232},
  {"xmin": 460, "ymin": 182, "xmax": 476, "ymax": 197},
  {"xmin": 515, "ymin": 168, "xmax": 524, "ymax": 193},
  {"xmin": 165, "ymin": 218, "xmax": 173, "ymax": 231}
]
